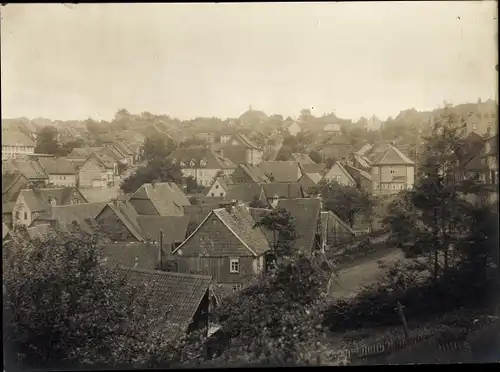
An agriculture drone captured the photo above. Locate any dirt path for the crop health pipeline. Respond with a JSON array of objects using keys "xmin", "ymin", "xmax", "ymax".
[{"xmin": 328, "ymin": 248, "xmax": 404, "ymax": 299}]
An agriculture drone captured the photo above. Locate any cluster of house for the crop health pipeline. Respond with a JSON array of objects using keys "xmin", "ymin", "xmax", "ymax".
[{"xmin": 2, "ymin": 102, "xmax": 497, "ymax": 338}]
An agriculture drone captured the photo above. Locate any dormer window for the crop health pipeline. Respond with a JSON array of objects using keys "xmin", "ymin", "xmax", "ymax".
[
  {"xmin": 180, "ymin": 161, "xmax": 186, "ymax": 168},
  {"xmin": 48, "ymin": 197, "xmax": 57, "ymax": 206},
  {"xmin": 171, "ymin": 159, "xmax": 176, "ymax": 165},
  {"xmin": 190, "ymin": 160, "xmax": 196, "ymax": 168},
  {"xmin": 200, "ymin": 159, "xmax": 207, "ymax": 167}
]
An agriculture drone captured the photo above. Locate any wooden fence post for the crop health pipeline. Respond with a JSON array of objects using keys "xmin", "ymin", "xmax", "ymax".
[{"xmin": 396, "ymin": 301, "xmax": 410, "ymax": 341}]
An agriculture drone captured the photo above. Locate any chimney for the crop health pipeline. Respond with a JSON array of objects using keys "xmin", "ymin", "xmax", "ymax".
[
  {"xmin": 152, "ymin": 179, "xmax": 156, "ymax": 188},
  {"xmin": 220, "ymin": 201, "xmax": 235, "ymax": 213}
]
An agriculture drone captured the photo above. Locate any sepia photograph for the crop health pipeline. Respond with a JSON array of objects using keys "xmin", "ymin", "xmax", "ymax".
[{"xmin": 1, "ymin": 1, "xmax": 499, "ymax": 369}]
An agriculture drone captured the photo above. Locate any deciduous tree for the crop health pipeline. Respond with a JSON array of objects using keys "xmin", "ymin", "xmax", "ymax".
[{"xmin": 34, "ymin": 126, "xmax": 62, "ymax": 155}]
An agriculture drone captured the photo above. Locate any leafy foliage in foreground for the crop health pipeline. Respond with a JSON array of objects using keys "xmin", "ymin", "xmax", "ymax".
[
  {"xmin": 188, "ymin": 255, "xmax": 332, "ymax": 367},
  {"xmin": 2, "ymin": 229, "xmax": 191, "ymax": 370}
]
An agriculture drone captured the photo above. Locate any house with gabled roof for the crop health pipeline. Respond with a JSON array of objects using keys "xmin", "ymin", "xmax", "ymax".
[
  {"xmin": 323, "ymin": 123, "xmax": 342, "ymax": 135},
  {"xmin": 370, "ymin": 144, "xmax": 415, "ymax": 195},
  {"xmin": 116, "ymin": 267, "xmax": 213, "ymax": 335},
  {"xmin": 287, "ymin": 121, "xmax": 302, "ymax": 137},
  {"xmin": 95, "ymin": 200, "xmax": 145, "ymax": 242},
  {"xmin": 42, "ymin": 202, "xmax": 107, "ymax": 233},
  {"xmin": 37, "ymin": 157, "xmax": 77, "ymax": 187},
  {"xmin": 206, "ymin": 176, "xmax": 231, "ymax": 198},
  {"xmin": 172, "ymin": 203, "xmax": 270, "ymax": 296},
  {"xmin": 128, "ymin": 182, "xmax": 190, "ymax": 217},
  {"xmin": 289, "ymin": 153, "xmax": 315, "ymax": 165},
  {"xmin": 320, "ymin": 210, "xmax": 355, "ymax": 251},
  {"xmin": 2, "ymin": 171, "xmax": 30, "ymax": 226},
  {"xmin": 3, "ymin": 159, "xmax": 49, "ymax": 186},
  {"xmin": 230, "ymin": 163, "xmax": 270, "ymax": 185},
  {"xmin": 78, "ymin": 151, "xmax": 118, "ymax": 188},
  {"xmin": 2, "ymin": 129, "xmax": 35, "ymax": 160},
  {"xmin": 216, "ymin": 133, "xmax": 264, "ymax": 166},
  {"xmin": 167, "ymin": 146, "xmax": 237, "ymax": 187},
  {"xmin": 298, "ymin": 172, "xmax": 323, "ymax": 195},
  {"xmin": 12, "ymin": 187, "xmax": 87, "ymax": 227},
  {"xmin": 257, "ymin": 161, "xmax": 302, "ymax": 183},
  {"xmin": 274, "ymin": 198, "xmax": 322, "ymax": 255},
  {"xmin": 344, "ymin": 163, "xmax": 373, "ymax": 192},
  {"xmin": 323, "ymin": 161, "xmax": 357, "ymax": 187}
]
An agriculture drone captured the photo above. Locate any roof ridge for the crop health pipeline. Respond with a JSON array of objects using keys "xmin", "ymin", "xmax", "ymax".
[{"xmin": 117, "ymin": 265, "xmax": 213, "ymax": 280}]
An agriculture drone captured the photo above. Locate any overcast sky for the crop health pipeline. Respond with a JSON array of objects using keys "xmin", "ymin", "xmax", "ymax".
[{"xmin": 1, "ymin": 2, "xmax": 498, "ymax": 122}]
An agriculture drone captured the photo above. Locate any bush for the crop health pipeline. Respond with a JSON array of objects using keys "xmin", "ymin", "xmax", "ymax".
[{"xmin": 323, "ymin": 259, "xmax": 497, "ymax": 332}]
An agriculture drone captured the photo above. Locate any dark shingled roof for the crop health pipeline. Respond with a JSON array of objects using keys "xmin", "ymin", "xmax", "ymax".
[
  {"xmin": 37, "ymin": 157, "xmax": 76, "ymax": 175},
  {"xmin": 290, "ymin": 153, "xmax": 314, "ymax": 165},
  {"xmin": 225, "ymin": 183, "xmax": 263, "ymax": 203},
  {"xmin": 100, "ymin": 242, "xmax": 159, "ymax": 271},
  {"xmin": 167, "ymin": 146, "xmax": 236, "ymax": 169},
  {"xmin": 276, "ymin": 198, "xmax": 322, "ymax": 253},
  {"xmin": 175, "ymin": 205, "xmax": 271, "ymax": 257},
  {"xmin": 79, "ymin": 187, "xmax": 122, "ymax": 203},
  {"xmin": 136, "ymin": 215, "xmax": 189, "ymax": 243},
  {"xmin": 213, "ymin": 205, "xmax": 271, "ymax": 256},
  {"xmin": 116, "ymin": 267, "xmax": 212, "ymax": 330},
  {"xmin": 238, "ymin": 164, "xmax": 270, "ymax": 184},
  {"xmin": 50, "ymin": 202, "xmax": 107, "ymax": 233},
  {"xmin": 18, "ymin": 187, "xmax": 84, "ymax": 212},
  {"xmin": 261, "ymin": 183, "xmax": 304, "ymax": 200},
  {"xmin": 299, "ymin": 162, "xmax": 329, "ymax": 176},
  {"xmin": 257, "ymin": 161, "xmax": 302, "ymax": 183},
  {"xmin": 3, "ymin": 159, "xmax": 48, "ymax": 180},
  {"xmin": 129, "ymin": 182, "xmax": 190, "ymax": 216},
  {"xmin": 182, "ymin": 204, "xmax": 215, "ymax": 227}
]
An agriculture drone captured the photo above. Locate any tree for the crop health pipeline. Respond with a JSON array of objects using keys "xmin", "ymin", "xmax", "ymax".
[
  {"xmin": 142, "ymin": 136, "xmax": 176, "ymax": 161},
  {"xmin": 59, "ymin": 138, "xmax": 84, "ymax": 156},
  {"xmin": 3, "ymin": 228, "xmax": 189, "ymax": 370},
  {"xmin": 383, "ymin": 105, "xmax": 492, "ymax": 281},
  {"xmin": 309, "ymin": 150, "xmax": 322, "ymax": 164},
  {"xmin": 249, "ymin": 196, "xmax": 268, "ymax": 209},
  {"xmin": 311, "ymin": 180, "xmax": 374, "ymax": 228},
  {"xmin": 253, "ymin": 208, "xmax": 299, "ymax": 267},
  {"xmin": 191, "ymin": 254, "xmax": 330, "ymax": 367},
  {"xmin": 120, "ymin": 158, "xmax": 183, "ymax": 194},
  {"xmin": 299, "ymin": 108, "xmax": 314, "ymax": 122},
  {"xmin": 185, "ymin": 176, "xmax": 203, "ymax": 194},
  {"xmin": 85, "ymin": 118, "xmax": 102, "ymax": 136},
  {"xmin": 34, "ymin": 126, "xmax": 62, "ymax": 155}
]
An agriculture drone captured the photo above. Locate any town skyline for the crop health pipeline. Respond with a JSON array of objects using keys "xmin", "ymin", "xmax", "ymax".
[{"xmin": 2, "ymin": 2, "xmax": 497, "ymax": 121}]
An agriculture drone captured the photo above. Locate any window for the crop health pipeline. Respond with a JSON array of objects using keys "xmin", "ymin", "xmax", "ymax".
[
  {"xmin": 215, "ymin": 184, "xmax": 219, "ymax": 189},
  {"xmin": 190, "ymin": 160, "xmax": 196, "ymax": 167},
  {"xmin": 24, "ymin": 212, "xmax": 28, "ymax": 220},
  {"xmin": 180, "ymin": 161, "xmax": 185, "ymax": 167},
  {"xmin": 373, "ymin": 167, "xmax": 379, "ymax": 175},
  {"xmin": 232, "ymin": 284, "xmax": 242, "ymax": 292},
  {"xmin": 389, "ymin": 167, "xmax": 395, "ymax": 175},
  {"xmin": 220, "ymin": 192, "xmax": 224, "ymax": 197},
  {"xmin": 211, "ymin": 193, "xmax": 215, "ymax": 196},
  {"xmin": 472, "ymin": 123, "xmax": 477, "ymax": 131},
  {"xmin": 15, "ymin": 211, "xmax": 19, "ymax": 220},
  {"xmin": 230, "ymin": 258, "xmax": 240, "ymax": 273}
]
